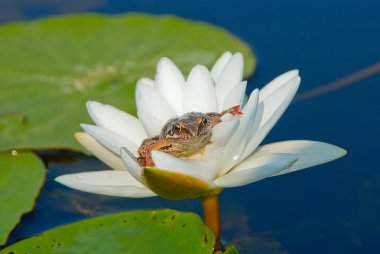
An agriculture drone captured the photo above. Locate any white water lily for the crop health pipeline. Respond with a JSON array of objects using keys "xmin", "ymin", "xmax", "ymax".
[{"xmin": 55, "ymin": 52, "xmax": 346, "ymax": 200}]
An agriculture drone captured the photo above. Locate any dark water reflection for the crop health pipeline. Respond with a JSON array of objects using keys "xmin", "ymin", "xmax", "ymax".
[{"xmin": 2, "ymin": 1, "xmax": 380, "ymax": 253}]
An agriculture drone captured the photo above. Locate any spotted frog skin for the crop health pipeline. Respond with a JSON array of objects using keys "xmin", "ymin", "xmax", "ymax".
[{"xmin": 137, "ymin": 105, "xmax": 242, "ymax": 167}]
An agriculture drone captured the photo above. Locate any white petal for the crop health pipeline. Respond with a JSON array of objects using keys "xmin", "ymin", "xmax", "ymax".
[
  {"xmin": 183, "ymin": 65, "xmax": 218, "ymax": 113},
  {"xmin": 220, "ymin": 113, "xmax": 233, "ymax": 122},
  {"xmin": 75, "ymin": 132, "xmax": 126, "ymax": 171},
  {"xmin": 191, "ymin": 119, "xmax": 239, "ymax": 179},
  {"xmin": 137, "ymin": 77, "xmax": 155, "ymax": 87},
  {"xmin": 258, "ymin": 71, "xmax": 300, "ymax": 129},
  {"xmin": 194, "ymin": 142, "xmax": 225, "ymax": 180},
  {"xmin": 151, "ymin": 150, "xmax": 214, "ymax": 181},
  {"xmin": 241, "ymin": 72, "xmax": 300, "ymax": 159},
  {"xmin": 55, "ymin": 171, "xmax": 156, "ymax": 198},
  {"xmin": 221, "ymin": 81, "xmax": 247, "ymax": 111},
  {"xmin": 155, "ymin": 57, "xmax": 186, "ymax": 114},
  {"xmin": 219, "ymin": 89, "xmax": 259, "ymax": 175},
  {"xmin": 214, "ymin": 153, "xmax": 298, "ymax": 187},
  {"xmin": 137, "ymin": 110, "xmax": 165, "ymax": 137},
  {"xmin": 215, "ymin": 53, "xmax": 244, "ymax": 110},
  {"xmin": 81, "ymin": 124, "xmax": 139, "ymax": 156},
  {"xmin": 136, "ymin": 78, "xmax": 177, "ymax": 124},
  {"xmin": 120, "ymin": 147, "xmax": 143, "ymax": 182},
  {"xmin": 210, "ymin": 119, "xmax": 239, "ymax": 145},
  {"xmin": 249, "ymin": 140, "xmax": 347, "ymax": 175},
  {"xmin": 86, "ymin": 101, "xmax": 147, "ymax": 145},
  {"xmin": 259, "ymin": 70, "xmax": 299, "ymax": 100},
  {"xmin": 210, "ymin": 51, "xmax": 232, "ymax": 82},
  {"xmin": 242, "ymin": 94, "xmax": 248, "ymax": 108},
  {"xmin": 188, "ymin": 120, "xmax": 239, "ymax": 179}
]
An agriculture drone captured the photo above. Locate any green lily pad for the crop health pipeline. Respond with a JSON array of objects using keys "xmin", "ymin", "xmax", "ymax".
[
  {"xmin": 221, "ymin": 246, "xmax": 239, "ymax": 254},
  {"xmin": 0, "ymin": 209, "xmax": 215, "ymax": 254},
  {"xmin": 0, "ymin": 151, "xmax": 45, "ymax": 245},
  {"xmin": 0, "ymin": 13, "xmax": 255, "ymax": 153}
]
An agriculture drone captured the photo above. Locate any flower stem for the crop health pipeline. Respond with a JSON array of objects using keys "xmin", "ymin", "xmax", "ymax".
[{"xmin": 202, "ymin": 194, "xmax": 221, "ymax": 252}]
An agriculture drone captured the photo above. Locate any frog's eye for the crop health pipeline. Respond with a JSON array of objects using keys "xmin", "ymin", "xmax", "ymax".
[
  {"xmin": 165, "ymin": 123, "xmax": 182, "ymax": 137},
  {"xmin": 173, "ymin": 123, "xmax": 182, "ymax": 132},
  {"xmin": 166, "ymin": 128, "xmax": 174, "ymax": 136},
  {"xmin": 201, "ymin": 117, "xmax": 209, "ymax": 126}
]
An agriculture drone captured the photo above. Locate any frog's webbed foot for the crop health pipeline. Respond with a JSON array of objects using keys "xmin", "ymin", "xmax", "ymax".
[
  {"xmin": 221, "ymin": 105, "xmax": 243, "ymax": 116},
  {"xmin": 209, "ymin": 105, "xmax": 243, "ymax": 126}
]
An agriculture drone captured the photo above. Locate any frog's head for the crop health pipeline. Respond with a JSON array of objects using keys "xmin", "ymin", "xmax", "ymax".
[{"xmin": 160, "ymin": 112, "xmax": 212, "ymax": 156}]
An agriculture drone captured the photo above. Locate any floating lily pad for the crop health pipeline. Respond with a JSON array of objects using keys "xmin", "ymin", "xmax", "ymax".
[
  {"xmin": 221, "ymin": 246, "xmax": 239, "ymax": 254},
  {"xmin": 0, "ymin": 13, "xmax": 255, "ymax": 153},
  {"xmin": 0, "ymin": 209, "xmax": 215, "ymax": 254},
  {"xmin": 0, "ymin": 151, "xmax": 45, "ymax": 245}
]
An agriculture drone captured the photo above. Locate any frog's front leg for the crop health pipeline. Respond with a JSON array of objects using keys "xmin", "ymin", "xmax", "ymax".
[
  {"xmin": 137, "ymin": 137, "xmax": 172, "ymax": 167},
  {"xmin": 208, "ymin": 105, "xmax": 243, "ymax": 126}
]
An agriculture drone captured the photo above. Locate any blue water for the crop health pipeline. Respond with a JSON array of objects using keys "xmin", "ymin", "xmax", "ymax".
[{"xmin": 2, "ymin": 1, "xmax": 380, "ymax": 253}]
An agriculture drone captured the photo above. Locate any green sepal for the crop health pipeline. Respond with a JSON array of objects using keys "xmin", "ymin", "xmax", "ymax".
[{"xmin": 143, "ymin": 167, "xmax": 222, "ymax": 200}]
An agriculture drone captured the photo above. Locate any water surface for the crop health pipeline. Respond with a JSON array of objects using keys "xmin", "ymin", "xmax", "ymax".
[{"xmin": 2, "ymin": 1, "xmax": 380, "ymax": 253}]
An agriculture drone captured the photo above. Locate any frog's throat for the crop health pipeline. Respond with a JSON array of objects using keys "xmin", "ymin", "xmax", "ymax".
[
  {"xmin": 165, "ymin": 133, "xmax": 211, "ymax": 158},
  {"xmin": 165, "ymin": 144, "xmax": 208, "ymax": 158}
]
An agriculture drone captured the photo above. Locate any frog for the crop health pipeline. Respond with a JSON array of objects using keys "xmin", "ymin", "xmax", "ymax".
[{"xmin": 137, "ymin": 105, "xmax": 243, "ymax": 167}]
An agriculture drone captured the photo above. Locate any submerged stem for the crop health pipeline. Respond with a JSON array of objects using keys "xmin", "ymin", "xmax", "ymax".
[{"xmin": 202, "ymin": 194, "xmax": 221, "ymax": 252}]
